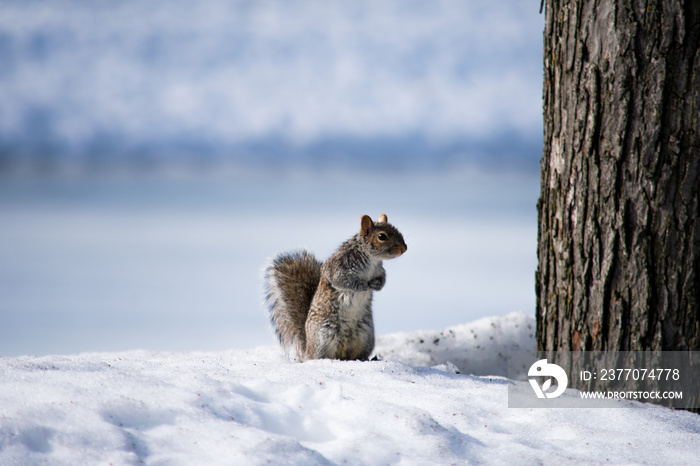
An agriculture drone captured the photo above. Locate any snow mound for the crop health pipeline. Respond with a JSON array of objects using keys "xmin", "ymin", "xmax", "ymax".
[
  {"xmin": 1, "ymin": 313, "xmax": 699, "ymax": 465},
  {"xmin": 374, "ymin": 310, "xmax": 534, "ymax": 376}
]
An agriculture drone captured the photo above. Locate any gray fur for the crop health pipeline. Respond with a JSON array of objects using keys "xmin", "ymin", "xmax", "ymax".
[
  {"xmin": 264, "ymin": 250, "xmax": 321, "ymax": 358},
  {"xmin": 264, "ymin": 215, "xmax": 406, "ymax": 361}
]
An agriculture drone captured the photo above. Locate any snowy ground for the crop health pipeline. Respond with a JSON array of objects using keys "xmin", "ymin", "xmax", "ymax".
[{"xmin": 2, "ymin": 312, "xmax": 699, "ymax": 465}]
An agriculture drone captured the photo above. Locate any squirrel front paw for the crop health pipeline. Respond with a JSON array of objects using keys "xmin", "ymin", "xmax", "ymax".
[{"xmin": 368, "ymin": 276, "xmax": 385, "ymax": 291}]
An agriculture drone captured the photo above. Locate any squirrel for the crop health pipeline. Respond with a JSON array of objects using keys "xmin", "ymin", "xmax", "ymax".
[{"xmin": 264, "ymin": 214, "xmax": 407, "ymax": 361}]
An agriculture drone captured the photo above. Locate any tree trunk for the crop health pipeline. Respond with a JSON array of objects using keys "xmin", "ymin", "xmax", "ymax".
[{"xmin": 537, "ymin": 0, "xmax": 700, "ymax": 352}]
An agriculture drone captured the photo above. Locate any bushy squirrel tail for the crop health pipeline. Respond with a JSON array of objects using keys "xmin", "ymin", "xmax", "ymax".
[{"xmin": 264, "ymin": 250, "xmax": 322, "ymax": 358}]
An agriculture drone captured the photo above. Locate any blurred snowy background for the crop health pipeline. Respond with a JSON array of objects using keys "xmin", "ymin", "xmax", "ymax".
[{"xmin": 0, "ymin": 0, "xmax": 543, "ymax": 356}]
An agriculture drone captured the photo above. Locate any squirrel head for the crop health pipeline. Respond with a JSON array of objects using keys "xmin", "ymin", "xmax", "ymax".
[{"xmin": 359, "ymin": 214, "xmax": 407, "ymax": 259}]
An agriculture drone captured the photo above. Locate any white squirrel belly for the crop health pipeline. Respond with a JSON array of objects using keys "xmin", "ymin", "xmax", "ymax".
[
  {"xmin": 338, "ymin": 289, "xmax": 371, "ymax": 322},
  {"xmin": 337, "ymin": 259, "xmax": 380, "ymax": 322}
]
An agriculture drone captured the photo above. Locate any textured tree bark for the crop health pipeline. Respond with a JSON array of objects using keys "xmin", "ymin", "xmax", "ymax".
[{"xmin": 537, "ymin": 1, "xmax": 700, "ymax": 352}]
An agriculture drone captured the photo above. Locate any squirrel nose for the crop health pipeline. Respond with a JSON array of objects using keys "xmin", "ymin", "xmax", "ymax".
[{"xmin": 400, "ymin": 244, "xmax": 407, "ymax": 254}]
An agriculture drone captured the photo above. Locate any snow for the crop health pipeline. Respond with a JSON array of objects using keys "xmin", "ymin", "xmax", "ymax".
[
  {"xmin": 374, "ymin": 312, "xmax": 535, "ymax": 377},
  {"xmin": 2, "ymin": 311, "xmax": 699, "ymax": 465}
]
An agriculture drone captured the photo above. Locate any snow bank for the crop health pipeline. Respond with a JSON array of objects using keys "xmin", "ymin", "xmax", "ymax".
[
  {"xmin": 375, "ymin": 311, "xmax": 535, "ymax": 376},
  {"xmin": 1, "ymin": 312, "xmax": 699, "ymax": 465}
]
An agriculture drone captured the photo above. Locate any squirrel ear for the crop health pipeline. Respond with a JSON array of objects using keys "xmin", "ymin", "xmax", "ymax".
[
  {"xmin": 378, "ymin": 214, "xmax": 388, "ymax": 224},
  {"xmin": 360, "ymin": 215, "xmax": 374, "ymax": 235}
]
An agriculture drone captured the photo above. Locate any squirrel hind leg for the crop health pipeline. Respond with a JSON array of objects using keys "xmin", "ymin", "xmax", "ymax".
[{"xmin": 264, "ymin": 250, "xmax": 322, "ymax": 358}]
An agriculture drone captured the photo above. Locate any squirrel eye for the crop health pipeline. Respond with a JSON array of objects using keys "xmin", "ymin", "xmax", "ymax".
[{"xmin": 377, "ymin": 232, "xmax": 388, "ymax": 241}]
